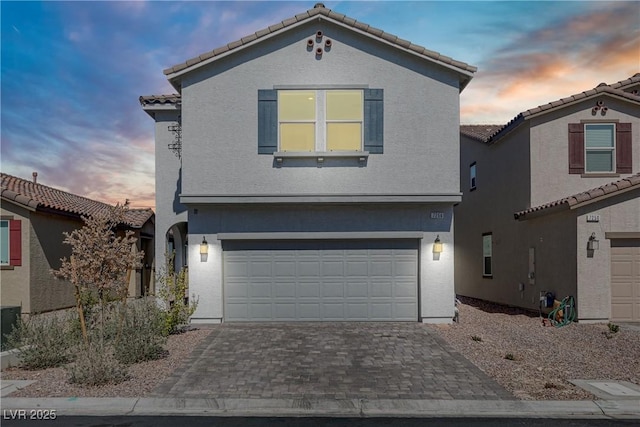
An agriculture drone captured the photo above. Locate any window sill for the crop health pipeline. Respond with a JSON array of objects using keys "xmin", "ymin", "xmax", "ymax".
[
  {"xmin": 580, "ymin": 173, "xmax": 620, "ymax": 178},
  {"xmin": 1, "ymin": 265, "xmax": 15, "ymax": 270},
  {"xmin": 482, "ymin": 274, "xmax": 493, "ymax": 279},
  {"xmin": 274, "ymin": 151, "xmax": 369, "ymax": 167}
]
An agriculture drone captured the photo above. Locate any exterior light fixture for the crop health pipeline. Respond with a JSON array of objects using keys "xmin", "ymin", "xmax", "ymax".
[
  {"xmin": 200, "ymin": 236, "xmax": 208, "ymax": 255},
  {"xmin": 587, "ymin": 233, "xmax": 599, "ymax": 251},
  {"xmin": 433, "ymin": 235, "xmax": 443, "ymax": 254}
]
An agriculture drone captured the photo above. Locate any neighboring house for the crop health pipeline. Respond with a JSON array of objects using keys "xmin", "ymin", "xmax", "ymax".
[
  {"xmin": 456, "ymin": 74, "xmax": 640, "ymax": 322},
  {"xmin": 140, "ymin": 3, "xmax": 476, "ymax": 323},
  {"xmin": 1, "ymin": 173, "xmax": 155, "ymax": 315}
]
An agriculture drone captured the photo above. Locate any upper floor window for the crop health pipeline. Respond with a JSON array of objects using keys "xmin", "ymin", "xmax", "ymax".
[
  {"xmin": 585, "ymin": 123, "xmax": 615, "ymax": 173},
  {"xmin": 568, "ymin": 122, "xmax": 632, "ymax": 175},
  {"xmin": 278, "ymin": 90, "xmax": 363, "ymax": 152},
  {"xmin": 258, "ymin": 88, "xmax": 383, "ymax": 155},
  {"xmin": 470, "ymin": 162, "xmax": 477, "ymax": 190}
]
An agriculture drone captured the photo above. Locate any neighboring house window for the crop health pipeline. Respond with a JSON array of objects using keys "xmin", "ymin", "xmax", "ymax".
[
  {"xmin": 258, "ymin": 88, "xmax": 383, "ymax": 154},
  {"xmin": 0, "ymin": 219, "xmax": 22, "ymax": 267},
  {"xmin": 568, "ymin": 122, "xmax": 632, "ymax": 174},
  {"xmin": 482, "ymin": 233, "xmax": 492, "ymax": 277},
  {"xmin": 585, "ymin": 124, "xmax": 615, "ymax": 173},
  {"xmin": 470, "ymin": 162, "xmax": 477, "ymax": 190}
]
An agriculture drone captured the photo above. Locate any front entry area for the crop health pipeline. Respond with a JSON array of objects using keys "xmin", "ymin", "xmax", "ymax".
[{"xmin": 223, "ymin": 239, "xmax": 419, "ymax": 321}]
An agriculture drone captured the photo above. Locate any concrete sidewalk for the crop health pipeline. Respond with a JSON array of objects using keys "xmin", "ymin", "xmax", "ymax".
[{"xmin": 1, "ymin": 395, "xmax": 639, "ymax": 419}]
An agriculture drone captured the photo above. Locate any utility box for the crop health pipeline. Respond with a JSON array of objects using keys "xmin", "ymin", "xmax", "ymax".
[{"xmin": 1, "ymin": 306, "xmax": 21, "ymax": 350}]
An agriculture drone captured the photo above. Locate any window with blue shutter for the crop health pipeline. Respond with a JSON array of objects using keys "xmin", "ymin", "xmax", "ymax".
[{"xmin": 258, "ymin": 88, "xmax": 383, "ymax": 155}]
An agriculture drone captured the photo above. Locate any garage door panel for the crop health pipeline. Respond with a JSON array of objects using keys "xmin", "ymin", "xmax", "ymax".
[
  {"xmin": 224, "ymin": 239, "xmax": 418, "ymax": 321},
  {"xmin": 611, "ymin": 242, "xmax": 640, "ymax": 322},
  {"xmin": 347, "ymin": 281, "xmax": 369, "ymax": 297},
  {"xmin": 322, "ymin": 282, "xmax": 345, "ymax": 298},
  {"xmin": 322, "ymin": 261, "xmax": 344, "ymax": 276},
  {"xmin": 298, "ymin": 282, "xmax": 320, "ymax": 297},
  {"xmin": 371, "ymin": 282, "xmax": 392, "ymax": 297},
  {"xmin": 275, "ymin": 282, "xmax": 296, "ymax": 297}
]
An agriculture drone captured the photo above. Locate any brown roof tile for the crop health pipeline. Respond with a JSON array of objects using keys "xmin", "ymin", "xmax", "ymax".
[
  {"xmin": 162, "ymin": 4, "xmax": 477, "ymax": 78},
  {"xmin": 1, "ymin": 173, "xmax": 153, "ymax": 228},
  {"xmin": 459, "ymin": 124, "xmax": 505, "ymax": 142},
  {"xmin": 514, "ymin": 173, "xmax": 640, "ymax": 220}
]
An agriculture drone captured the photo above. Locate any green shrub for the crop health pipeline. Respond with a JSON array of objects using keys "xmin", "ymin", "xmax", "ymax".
[
  {"xmin": 157, "ymin": 253, "xmax": 198, "ymax": 335},
  {"xmin": 67, "ymin": 342, "xmax": 129, "ymax": 386},
  {"xmin": 504, "ymin": 353, "xmax": 516, "ymax": 361},
  {"xmin": 6, "ymin": 312, "xmax": 79, "ymax": 370},
  {"xmin": 114, "ymin": 298, "xmax": 167, "ymax": 365},
  {"xmin": 607, "ymin": 322, "xmax": 620, "ymax": 333}
]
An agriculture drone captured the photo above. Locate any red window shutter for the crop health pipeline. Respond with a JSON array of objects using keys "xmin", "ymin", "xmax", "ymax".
[
  {"xmin": 9, "ymin": 220, "xmax": 22, "ymax": 266},
  {"xmin": 616, "ymin": 123, "xmax": 632, "ymax": 174},
  {"xmin": 568, "ymin": 123, "xmax": 584, "ymax": 174}
]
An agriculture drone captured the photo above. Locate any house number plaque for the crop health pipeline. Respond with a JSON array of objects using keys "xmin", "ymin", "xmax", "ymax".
[
  {"xmin": 586, "ymin": 214, "xmax": 600, "ymax": 223},
  {"xmin": 430, "ymin": 212, "xmax": 445, "ymax": 220}
]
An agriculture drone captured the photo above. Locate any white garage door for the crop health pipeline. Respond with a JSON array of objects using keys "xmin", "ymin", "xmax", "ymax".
[
  {"xmin": 611, "ymin": 240, "xmax": 640, "ymax": 322},
  {"xmin": 223, "ymin": 240, "xmax": 419, "ymax": 321}
]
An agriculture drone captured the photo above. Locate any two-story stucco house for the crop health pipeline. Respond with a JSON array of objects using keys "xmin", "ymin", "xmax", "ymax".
[
  {"xmin": 456, "ymin": 74, "xmax": 640, "ymax": 322},
  {"xmin": 141, "ymin": 3, "xmax": 476, "ymax": 323}
]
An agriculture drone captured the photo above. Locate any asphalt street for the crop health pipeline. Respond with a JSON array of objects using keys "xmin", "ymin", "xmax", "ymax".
[{"xmin": 2, "ymin": 417, "xmax": 639, "ymax": 427}]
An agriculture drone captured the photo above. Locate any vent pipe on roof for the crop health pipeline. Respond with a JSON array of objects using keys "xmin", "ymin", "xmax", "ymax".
[{"xmin": 32, "ymin": 172, "xmax": 38, "ymax": 184}]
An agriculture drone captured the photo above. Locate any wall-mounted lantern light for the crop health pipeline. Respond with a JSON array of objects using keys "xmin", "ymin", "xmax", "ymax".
[
  {"xmin": 200, "ymin": 236, "xmax": 209, "ymax": 255},
  {"xmin": 587, "ymin": 232, "xmax": 599, "ymax": 251},
  {"xmin": 433, "ymin": 235, "xmax": 443, "ymax": 254}
]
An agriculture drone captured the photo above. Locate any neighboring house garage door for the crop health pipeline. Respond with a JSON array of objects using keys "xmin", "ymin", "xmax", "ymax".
[
  {"xmin": 223, "ymin": 240, "xmax": 418, "ymax": 321},
  {"xmin": 611, "ymin": 240, "xmax": 640, "ymax": 322}
]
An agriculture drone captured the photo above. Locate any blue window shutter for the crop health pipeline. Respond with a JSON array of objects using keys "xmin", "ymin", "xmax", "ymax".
[
  {"xmin": 258, "ymin": 89, "xmax": 277, "ymax": 154},
  {"xmin": 364, "ymin": 89, "xmax": 383, "ymax": 154}
]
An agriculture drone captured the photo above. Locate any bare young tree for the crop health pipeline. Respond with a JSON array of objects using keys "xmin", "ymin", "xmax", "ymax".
[{"xmin": 54, "ymin": 202, "xmax": 143, "ymax": 345}]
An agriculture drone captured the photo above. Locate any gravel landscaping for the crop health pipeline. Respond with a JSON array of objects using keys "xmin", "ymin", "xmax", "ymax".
[
  {"xmin": 2, "ymin": 298, "xmax": 639, "ymax": 400},
  {"xmin": 429, "ymin": 297, "xmax": 640, "ymax": 400}
]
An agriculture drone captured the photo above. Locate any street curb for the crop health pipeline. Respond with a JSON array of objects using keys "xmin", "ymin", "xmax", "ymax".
[{"xmin": 2, "ymin": 397, "xmax": 639, "ymax": 418}]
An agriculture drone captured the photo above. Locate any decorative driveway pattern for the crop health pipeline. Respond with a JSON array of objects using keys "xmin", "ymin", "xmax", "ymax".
[{"xmin": 152, "ymin": 323, "xmax": 514, "ymax": 400}]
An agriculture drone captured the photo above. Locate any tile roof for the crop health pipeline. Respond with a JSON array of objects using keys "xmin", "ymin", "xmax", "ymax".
[
  {"xmin": 163, "ymin": 3, "xmax": 477, "ymax": 80},
  {"xmin": 460, "ymin": 125, "xmax": 504, "ymax": 143},
  {"xmin": 1, "ymin": 173, "xmax": 153, "ymax": 228},
  {"xmin": 139, "ymin": 94, "xmax": 181, "ymax": 107},
  {"xmin": 514, "ymin": 173, "xmax": 640, "ymax": 220},
  {"xmin": 465, "ymin": 75, "xmax": 640, "ymax": 146}
]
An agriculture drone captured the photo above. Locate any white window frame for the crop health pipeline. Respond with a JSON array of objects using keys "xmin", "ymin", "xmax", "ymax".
[
  {"xmin": 0, "ymin": 220, "xmax": 9, "ymax": 266},
  {"xmin": 584, "ymin": 123, "xmax": 615, "ymax": 173},
  {"xmin": 482, "ymin": 233, "xmax": 492, "ymax": 277},
  {"xmin": 278, "ymin": 89, "xmax": 364, "ymax": 152},
  {"xmin": 470, "ymin": 162, "xmax": 477, "ymax": 190}
]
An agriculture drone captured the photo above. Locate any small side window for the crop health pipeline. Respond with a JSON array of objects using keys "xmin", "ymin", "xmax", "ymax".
[
  {"xmin": 470, "ymin": 162, "xmax": 477, "ymax": 190},
  {"xmin": 0, "ymin": 220, "xmax": 9, "ymax": 265},
  {"xmin": 482, "ymin": 233, "xmax": 492, "ymax": 277}
]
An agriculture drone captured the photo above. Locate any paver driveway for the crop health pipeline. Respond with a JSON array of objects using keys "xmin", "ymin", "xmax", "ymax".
[{"xmin": 152, "ymin": 323, "xmax": 514, "ymax": 400}]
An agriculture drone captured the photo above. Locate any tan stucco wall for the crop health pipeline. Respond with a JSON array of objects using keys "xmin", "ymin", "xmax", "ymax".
[
  {"xmin": 575, "ymin": 189, "xmax": 640, "ymax": 321},
  {"xmin": 29, "ymin": 212, "xmax": 78, "ymax": 313},
  {"xmin": 529, "ymin": 96, "xmax": 640, "ymax": 206},
  {"xmin": 0, "ymin": 202, "xmax": 31, "ymax": 313},
  {"xmin": 455, "ymin": 125, "xmax": 533, "ymax": 307}
]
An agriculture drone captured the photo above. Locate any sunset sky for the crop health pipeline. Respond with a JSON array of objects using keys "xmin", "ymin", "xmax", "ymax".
[{"xmin": 1, "ymin": 1, "xmax": 638, "ymax": 209}]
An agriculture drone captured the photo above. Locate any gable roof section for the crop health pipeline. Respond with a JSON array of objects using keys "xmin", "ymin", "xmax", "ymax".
[
  {"xmin": 460, "ymin": 125, "xmax": 504, "ymax": 143},
  {"xmin": 1, "ymin": 173, "xmax": 153, "ymax": 228},
  {"xmin": 163, "ymin": 3, "xmax": 476, "ymax": 90},
  {"xmin": 466, "ymin": 75, "xmax": 640, "ymax": 146},
  {"xmin": 514, "ymin": 173, "xmax": 640, "ymax": 220}
]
